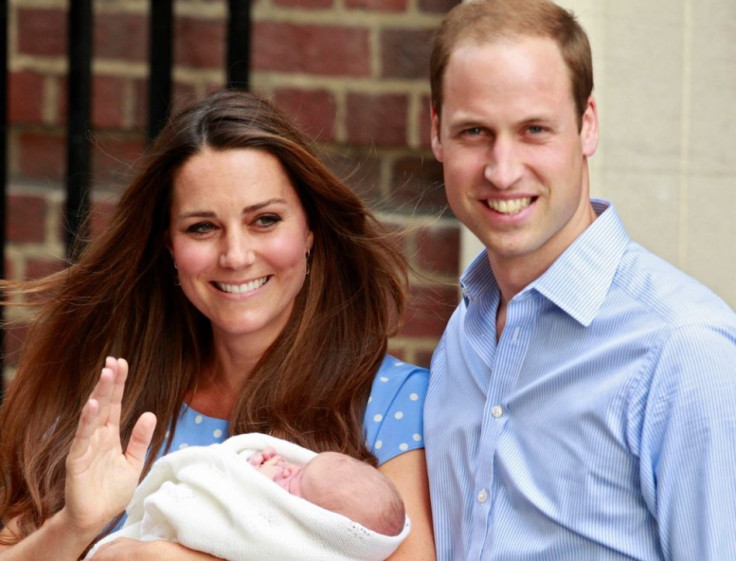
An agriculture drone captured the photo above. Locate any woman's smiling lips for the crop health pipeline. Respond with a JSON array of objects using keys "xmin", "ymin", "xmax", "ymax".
[{"xmin": 214, "ymin": 276, "xmax": 270, "ymax": 294}]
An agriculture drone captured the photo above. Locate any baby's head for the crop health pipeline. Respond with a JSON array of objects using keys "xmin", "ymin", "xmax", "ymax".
[
  {"xmin": 301, "ymin": 452, "xmax": 406, "ymax": 537},
  {"xmin": 254, "ymin": 449, "xmax": 406, "ymax": 536}
]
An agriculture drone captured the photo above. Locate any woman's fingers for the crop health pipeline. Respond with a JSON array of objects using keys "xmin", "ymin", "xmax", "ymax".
[
  {"xmin": 67, "ymin": 357, "xmax": 131, "ymax": 461},
  {"xmin": 68, "ymin": 363, "xmax": 114, "ymax": 460},
  {"xmin": 93, "ymin": 358, "xmax": 117, "ymax": 427},
  {"xmin": 68, "ymin": 397, "xmax": 100, "ymax": 460},
  {"xmin": 108, "ymin": 357, "xmax": 129, "ymax": 430},
  {"xmin": 126, "ymin": 412, "xmax": 157, "ymax": 469}
]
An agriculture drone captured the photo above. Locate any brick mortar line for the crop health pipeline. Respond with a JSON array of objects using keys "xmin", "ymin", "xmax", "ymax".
[
  {"xmin": 10, "ymin": 56, "xmax": 67, "ymax": 74},
  {"xmin": 14, "ymin": 2, "xmax": 444, "ymax": 26},
  {"xmin": 12, "ymin": 0, "xmax": 67, "ymax": 9},
  {"xmin": 253, "ymin": 5, "xmax": 443, "ymax": 28},
  {"xmin": 252, "ymin": 72, "xmax": 430, "ymax": 93},
  {"xmin": 14, "ymin": 0, "xmax": 224, "ymax": 17}
]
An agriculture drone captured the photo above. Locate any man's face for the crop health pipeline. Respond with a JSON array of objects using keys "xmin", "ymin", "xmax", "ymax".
[{"xmin": 431, "ymin": 36, "xmax": 599, "ymax": 278}]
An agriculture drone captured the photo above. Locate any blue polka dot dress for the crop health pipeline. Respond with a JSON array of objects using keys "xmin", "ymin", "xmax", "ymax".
[
  {"xmin": 108, "ymin": 355, "xmax": 428, "ymax": 534},
  {"xmin": 363, "ymin": 355, "xmax": 428, "ymax": 465},
  {"xmin": 161, "ymin": 355, "xmax": 428, "ymax": 466}
]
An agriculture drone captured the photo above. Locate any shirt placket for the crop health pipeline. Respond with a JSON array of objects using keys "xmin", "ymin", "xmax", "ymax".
[{"xmin": 467, "ymin": 291, "xmax": 538, "ymax": 561}]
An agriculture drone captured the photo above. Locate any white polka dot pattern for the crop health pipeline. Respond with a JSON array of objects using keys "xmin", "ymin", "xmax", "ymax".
[
  {"xmin": 157, "ymin": 356, "xmax": 429, "ymax": 470},
  {"xmin": 363, "ymin": 355, "xmax": 429, "ymax": 465}
]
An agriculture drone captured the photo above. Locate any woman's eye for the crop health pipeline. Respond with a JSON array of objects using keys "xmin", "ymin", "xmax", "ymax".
[
  {"xmin": 255, "ymin": 214, "xmax": 281, "ymax": 228},
  {"xmin": 186, "ymin": 222, "xmax": 215, "ymax": 234}
]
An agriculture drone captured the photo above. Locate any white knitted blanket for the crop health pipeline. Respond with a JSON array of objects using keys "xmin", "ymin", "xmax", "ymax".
[{"xmin": 86, "ymin": 433, "xmax": 410, "ymax": 560}]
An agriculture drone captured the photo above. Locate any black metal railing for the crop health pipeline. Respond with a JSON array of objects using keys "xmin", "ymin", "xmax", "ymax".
[
  {"xmin": 0, "ymin": 0, "xmax": 252, "ymax": 402},
  {"xmin": 148, "ymin": 0, "xmax": 174, "ymax": 142},
  {"xmin": 65, "ymin": 0, "xmax": 93, "ymax": 259}
]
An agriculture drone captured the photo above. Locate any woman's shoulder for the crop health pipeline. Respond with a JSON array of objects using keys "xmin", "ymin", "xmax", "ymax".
[
  {"xmin": 373, "ymin": 354, "xmax": 429, "ymax": 391},
  {"xmin": 364, "ymin": 355, "xmax": 429, "ymax": 465}
]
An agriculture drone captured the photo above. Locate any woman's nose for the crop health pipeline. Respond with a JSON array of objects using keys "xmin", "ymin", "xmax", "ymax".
[{"xmin": 219, "ymin": 232, "xmax": 255, "ymax": 269}]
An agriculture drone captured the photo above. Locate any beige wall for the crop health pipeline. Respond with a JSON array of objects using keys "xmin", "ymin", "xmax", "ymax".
[{"xmin": 461, "ymin": 0, "xmax": 736, "ymax": 309}]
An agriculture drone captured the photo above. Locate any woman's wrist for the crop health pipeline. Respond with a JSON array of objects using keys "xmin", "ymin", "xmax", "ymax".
[
  {"xmin": 44, "ymin": 508, "xmax": 101, "ymax": 558},
  {"xmin": 0, "ymin": 511, "xmax": 99, "ymax": 561}
]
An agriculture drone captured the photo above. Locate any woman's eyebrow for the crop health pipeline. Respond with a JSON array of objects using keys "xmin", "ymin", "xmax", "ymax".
[
  {"xmin": 177, "ymin": 198, "xmax": 287, "ymax": 219},
  {"xmin": 241, "ymin": 198, "xmax": 286, "ymax": 214}
]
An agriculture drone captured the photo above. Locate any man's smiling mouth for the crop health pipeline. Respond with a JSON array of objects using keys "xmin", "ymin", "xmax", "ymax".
[{"xmin": 486, "ymin": 197, "xmax": 533, "ymax": 215}]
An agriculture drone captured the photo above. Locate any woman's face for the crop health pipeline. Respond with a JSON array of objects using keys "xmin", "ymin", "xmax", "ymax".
[{"xmin": 168, "ymin": 147, "xmax": 313, "ymax": 349}]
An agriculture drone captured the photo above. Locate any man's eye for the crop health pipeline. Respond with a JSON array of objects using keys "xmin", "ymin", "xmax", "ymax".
[
  {"xmin": 528, "ymin": 125, "xmax": 545, "ymax": 134},
  {"xmin": 465, "ymin": 127, "xmax": 483, "ymax": 136}
]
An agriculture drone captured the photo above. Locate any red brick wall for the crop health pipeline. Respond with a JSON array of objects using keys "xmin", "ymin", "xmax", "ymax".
[{"xmin": 4, "ymin": 0, "xmax": 462, "ymax": 373}]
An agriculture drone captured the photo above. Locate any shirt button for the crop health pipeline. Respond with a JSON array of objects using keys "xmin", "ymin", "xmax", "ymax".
[
  {"xmin": 477, "ymin": 489, "xmax": 488, "ymax": 503},
  {"xmin": 491, "ymin": 405, "xmax": 504, "ymax": 418}
]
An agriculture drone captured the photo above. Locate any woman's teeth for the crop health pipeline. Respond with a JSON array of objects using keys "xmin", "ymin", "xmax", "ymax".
[{"xmin": 216, "ymin": 277, "xmax": 268, "ymax": 294}]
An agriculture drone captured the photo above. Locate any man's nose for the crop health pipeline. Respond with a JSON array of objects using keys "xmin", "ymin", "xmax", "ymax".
[{"xmin": 484, "ymin": 136, "xmax": 523, "ymax": 189}]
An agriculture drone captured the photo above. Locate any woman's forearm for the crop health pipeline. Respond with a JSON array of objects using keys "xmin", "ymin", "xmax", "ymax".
[
  {"xmin": 380, "ymin": 450, "xmax": 436, "ymax": 561},
  {"xmin": 0, "ymin": 510, "xmax": 97, "ymax": 561},
  {"xmin": 89, "ymin": 538, "xmax": 224, "ymax": 560}
]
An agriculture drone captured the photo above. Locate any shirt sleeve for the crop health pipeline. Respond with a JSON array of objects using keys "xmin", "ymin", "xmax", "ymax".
[
  {"xmin": 363, "ymin": 355, "xmax": 429, "ymax": 466},
  {"xmin": 637, "ymin": 323, "xmax": 736, "ymax": 560}
]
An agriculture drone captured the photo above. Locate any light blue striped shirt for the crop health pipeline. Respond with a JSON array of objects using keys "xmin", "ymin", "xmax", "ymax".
[{"xmin": 425, "ymin": 200, "xmax": 736, "ymax": 560}]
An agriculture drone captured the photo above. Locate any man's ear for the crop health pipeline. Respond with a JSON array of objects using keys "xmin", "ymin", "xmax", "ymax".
[
  {"xmin": 431, "ymin": 107, "xmax": 444, "ymax": 163},
  {"xmin": 581, "ymin": 95, "xmax": 599, "ymax": 158}
]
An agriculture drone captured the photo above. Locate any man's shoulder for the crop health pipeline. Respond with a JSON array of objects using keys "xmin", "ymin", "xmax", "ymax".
[{"xmin": 613, "ymin": 241, "xmax": 736, "ymax": 329}]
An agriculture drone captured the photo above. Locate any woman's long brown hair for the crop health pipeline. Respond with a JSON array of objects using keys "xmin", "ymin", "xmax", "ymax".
[{"xmin": 0, "ymin": 90, "xmax": 407, "ymax": 541}]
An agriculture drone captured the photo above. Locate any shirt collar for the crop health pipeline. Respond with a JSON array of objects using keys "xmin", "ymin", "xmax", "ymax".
[
  {"xmin": 460, "ymin": 248, "xmax": 497, "ymax": 305},
  {"xmin": 460, "ymin": 200, "xmax": 629, "ymax": 326}
]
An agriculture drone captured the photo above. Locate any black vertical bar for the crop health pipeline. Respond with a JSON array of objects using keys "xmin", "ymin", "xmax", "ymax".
[
  {"xmin": 147, "ymin": 0, "xmax": 173, "ymax": 142},
  {"xmin": 65, "ymin": 0, "xmax": 93, "ymax": 260},
  {"xmin": 0, "ymin": 0, "xmax": 7, "ymax": 401},
  {"xmin": 227, "ymin": 0, "xmax": 251, "ymax": 89}
]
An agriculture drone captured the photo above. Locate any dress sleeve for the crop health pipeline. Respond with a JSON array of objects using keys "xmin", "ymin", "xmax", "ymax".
[{"xmin": 363, "ymin": 355, "xmax": 429, "ymax": 466}]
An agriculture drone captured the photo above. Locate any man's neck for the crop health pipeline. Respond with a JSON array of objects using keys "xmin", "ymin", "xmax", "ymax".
[{"xmin": 489, "ymin": 201, "xmax": 599, "ymax": 339}]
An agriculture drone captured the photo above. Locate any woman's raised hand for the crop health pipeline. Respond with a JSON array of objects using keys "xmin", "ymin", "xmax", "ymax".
[{"xmin": 62, "ymin": 357, "xmax": 156, "ymax": 539}]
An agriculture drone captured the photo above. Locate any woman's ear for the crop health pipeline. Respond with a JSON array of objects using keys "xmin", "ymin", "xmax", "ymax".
[{"xmin": 306, "ymin": 230, "xmax": 314, "ymax": 253}]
